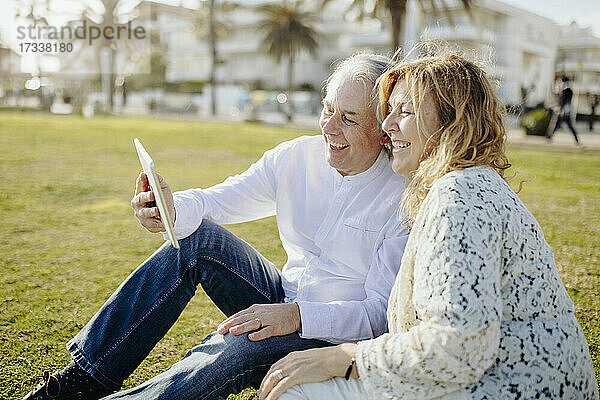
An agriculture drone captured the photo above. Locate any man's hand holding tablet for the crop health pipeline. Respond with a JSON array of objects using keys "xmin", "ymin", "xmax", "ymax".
[
  {"xmin": 131, "ymin": 172, "xmax": 175, "ymax": 233},
  {"xmin": 131, "ymin": 138, "xmax": 179, "ymax": 248}
]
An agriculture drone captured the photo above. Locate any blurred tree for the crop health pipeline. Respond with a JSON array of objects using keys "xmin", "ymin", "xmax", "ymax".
[
  {"xmin": 39, "ymin": 0, "xmax": 144, "ymax": 113},
  {"xmin": 207, "ymin": 0, "xmax": 217, "ymax": 116},
  {"xmin": 194, "ymin": 0, "xmax": 237, "ymax": 115},
  {"xmin": 322, "ymin": 0, "xmax": 472, "ymax": 52},
  {"xmin": 257, "ymin": 2, "xmax": 319, "ymax": 122},
  {"xmin": 16, "ymin": 0, "xmax": 51, "ymax": 109},
  {"xmin": 76, "ymin": 0, "xmax": 143, "ymax": 113}
]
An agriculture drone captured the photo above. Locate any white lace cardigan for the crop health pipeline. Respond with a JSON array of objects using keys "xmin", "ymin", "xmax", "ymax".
[{"xmin": 356, "ymin": 166, "xmax": 598, "ymax": 399}]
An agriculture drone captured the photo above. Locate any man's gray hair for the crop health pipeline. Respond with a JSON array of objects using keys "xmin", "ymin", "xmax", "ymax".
[{"xmin": 323, "ymin": 52, "xmax": 392, "ymax": 108}]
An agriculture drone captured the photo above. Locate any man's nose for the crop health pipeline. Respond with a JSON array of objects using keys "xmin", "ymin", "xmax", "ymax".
[{"xmin": 321, "ymin": 114, "xmax": 342, "ymax": 135}]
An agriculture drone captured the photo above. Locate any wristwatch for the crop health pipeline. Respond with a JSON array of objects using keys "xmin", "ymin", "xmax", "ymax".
[{"xmin": 344, "ymin": 357, "xmax": 356, "ymax": 380}]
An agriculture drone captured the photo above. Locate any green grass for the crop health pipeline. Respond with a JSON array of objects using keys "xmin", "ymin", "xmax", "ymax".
[{"xmin": 1, "ymin": 112, "xmax": 598, "ymax": 398}]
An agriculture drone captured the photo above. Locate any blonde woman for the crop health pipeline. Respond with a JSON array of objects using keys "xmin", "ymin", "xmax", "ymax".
[{"xmin": 258, "ymin": 54, "xmax": 598, "ymax": 400}]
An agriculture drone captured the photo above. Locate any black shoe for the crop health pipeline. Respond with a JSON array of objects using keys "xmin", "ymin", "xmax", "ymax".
[{"xmin": 21, "ymin": 368, "xmax": 113, "ymax": 400}]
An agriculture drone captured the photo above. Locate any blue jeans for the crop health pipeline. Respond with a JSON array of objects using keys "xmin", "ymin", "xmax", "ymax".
[
  {"xmin": 67, "ymin": 220, "xmax": 331, "ymax": 400},
  {"xmin": 547, "ymin": 111, "xmax": 580, "ymax": 143}
]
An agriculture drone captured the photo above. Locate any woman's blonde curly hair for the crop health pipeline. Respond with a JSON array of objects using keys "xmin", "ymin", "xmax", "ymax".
[{"xmin": 377, "ymin": 52, "xmax": 511, "ymax": 227}]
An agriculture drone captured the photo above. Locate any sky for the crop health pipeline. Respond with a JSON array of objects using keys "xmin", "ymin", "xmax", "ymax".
[
  {"xmin": 498, "ymin": 0, "xmax": 600, "ymax": 36},
  {"xmin": 1, "ymin": 0, "xmax": 599, "ymax": 50}
]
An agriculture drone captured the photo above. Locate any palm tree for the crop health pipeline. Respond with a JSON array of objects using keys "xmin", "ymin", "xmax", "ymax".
[
  {"xmin": 194, "ymin": 0, "xmax": 237, "ymax": 116},
  {"xmin": 60, "ymin": 0, "xmax": 143, "ymax": 113},
  {"xmin": 323, "ymin": 0, "xmax": 472, "ymax": 52},
  {"xmin": 16, "ymin": 0, "xmax": 51, "ymax": 109},
  {"xmin": 208, "ymin": 0, "xmax": 218, "ymax": 116},
  {"xmin": 257, "ymin": 2, "xmax": 319, "ymax": 122}
]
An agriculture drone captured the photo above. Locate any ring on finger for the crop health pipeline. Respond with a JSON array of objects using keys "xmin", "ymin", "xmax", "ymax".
[
  {"xmin": 275, "ymin": 369, "xmax": 285, "ymax": 380},
  {"xmin": 255, "ymin": 317, "xmax": 262, "ymax": 329}
]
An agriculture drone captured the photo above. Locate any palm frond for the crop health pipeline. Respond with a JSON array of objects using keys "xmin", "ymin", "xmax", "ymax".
[
  {"xmin": 256, "ymin": 3, "xmax": 320, "ymax": 63},
  {"xmin": 318, "ymin": 0, "xmax": 472, "ymax": 51}
]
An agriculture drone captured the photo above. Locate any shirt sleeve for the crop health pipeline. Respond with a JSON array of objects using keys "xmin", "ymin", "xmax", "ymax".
[
  {"xmin": 355, "ymin": 181, "xmax": 503, "ymax": 398},
  {"xmin": 169, "ymin": 142, "xmax": 284, "ymax": 240},
  {"xmin": 296, "ymin": 221, "xmax": 409, "ymax": 343}
]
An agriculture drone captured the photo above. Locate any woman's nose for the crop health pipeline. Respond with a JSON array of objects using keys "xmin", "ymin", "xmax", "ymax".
[{"xmin": 381, "ymin": 112, "xmax": 398, "ymax": 135}]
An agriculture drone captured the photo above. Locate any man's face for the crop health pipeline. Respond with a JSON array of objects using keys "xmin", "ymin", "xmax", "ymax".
[{"xmin": 319, "ymin": 78, "xmax": 383, "ymax": 176}]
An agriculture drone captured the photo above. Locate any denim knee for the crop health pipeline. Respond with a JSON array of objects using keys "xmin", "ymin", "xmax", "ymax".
[
  {"xmin": 188, "ymin": 331, "xmax": 296, "ymax": 375},
  {"xmin": 182, "ymin": 220, "xmax": 234, "ymax": 255},
  {"xmin": 192, "ymin": 331, "xmax": 273, "ymax": 365}
]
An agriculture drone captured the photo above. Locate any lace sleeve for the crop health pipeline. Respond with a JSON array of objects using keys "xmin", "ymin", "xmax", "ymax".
[{"xmin": 356, "ymin": 173, "xmax": 503, "ymax": 399}]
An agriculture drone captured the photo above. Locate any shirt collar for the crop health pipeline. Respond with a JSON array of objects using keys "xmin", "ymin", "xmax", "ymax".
[{"xmin": 332, "ymin": 148, "xmax": 391, "ymax": 185}]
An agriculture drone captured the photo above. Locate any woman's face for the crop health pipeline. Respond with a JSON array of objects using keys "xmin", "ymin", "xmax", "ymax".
[{"xmin": 381, "ymin": 80, "xmax": 441, "ymax": 178}]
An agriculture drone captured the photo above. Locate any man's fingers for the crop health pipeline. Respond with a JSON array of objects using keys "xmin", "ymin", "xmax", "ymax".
[
  {"xmin": 135, "ymin": 172, "xmax": 148, "ymax": 195},
  {"xmin": 230, "ymin": 318, "xmax": 262, "ymax": 335},
  {"xmin": 138, "ymin": 207, "xmax": 160, "ymax": 219},
  {"xmin": 218, "ymin": 306, "xmax": 258, "ymax": 333},
  {"xmin": 218, "ymin": 314, "xmax": 260, "ymax": 335},
  {"xmin": 132, "ymin": 172, "xmax": 170, "ymax": 234},
  {"xmin": 230, "ymin": 305, "xmax": 256, "ymax": 319},
  {"xmin": 248, "ymin": 325, "xmax": 275, "ymax": 341},
  {"xmin": 140, "ymin": 191, "xmax": 154, "ymax": 204},
  {"xmin": 156, "ymin": 172, "xmax": 169, "ymax": 189},
  {"xmin": 217, "ymin": 315, "xmax": 244, "ymax": 333},
  {"xmin": 132, "ymin": 191, "xmax": 154, "ymax": 208},
  {"xmin": 147, "ymin": 191, "xmax": 155, "ymax": 202},
  {"xmin": 140, "ymin": 217, "xmax": 164, "ymax": 232},
  {"xmin": 219, "ymin": 313, "xmax": 241, "ymax": 328}
]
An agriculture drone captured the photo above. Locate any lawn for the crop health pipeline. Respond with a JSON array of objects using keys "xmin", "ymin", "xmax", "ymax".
[{"xmin": 1, "ymin": 112, "xmax": 598, "ymax": 399}]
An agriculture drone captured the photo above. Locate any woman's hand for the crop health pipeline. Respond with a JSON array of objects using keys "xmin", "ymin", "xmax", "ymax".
[
  {"xmin": 217, "ymin": 303, "xmax": 301, "ymax": 341},
  {"xmin": 131, "ymin": 172, "xmax": 175, "ymax": 233},
  {"xmin": 258, "ymin": 343, "xmax": 357, "ymax": 400}
]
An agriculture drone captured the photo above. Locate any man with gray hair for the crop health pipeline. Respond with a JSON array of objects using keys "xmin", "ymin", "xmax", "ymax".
[{"xmin": 22, "ymin": 53, "xmax": 408, "ymax": 400}]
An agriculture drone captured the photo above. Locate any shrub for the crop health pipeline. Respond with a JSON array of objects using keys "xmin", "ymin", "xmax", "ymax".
[{"xmin": 521, "ymin": 108, "xmax": 552, "ymax": 136}]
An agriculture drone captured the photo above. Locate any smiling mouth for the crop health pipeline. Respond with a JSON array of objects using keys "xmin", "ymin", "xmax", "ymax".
[
  {"xmin": 391, "ymin": 139, "xmax": 411, "ymax": 151},
  {"xmin": 329, "ymin": 141, "xmax": 350, "ymax": 151}
]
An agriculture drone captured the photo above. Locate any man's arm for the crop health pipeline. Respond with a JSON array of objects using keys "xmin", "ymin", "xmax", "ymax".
[{"xmin": 168, "ymin": 142, "xmax": 289, "ymax": 240}]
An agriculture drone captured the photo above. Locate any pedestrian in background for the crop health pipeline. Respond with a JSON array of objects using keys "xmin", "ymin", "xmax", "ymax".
[{"xmin": 546, "ymin": 75, "xmax": 581, "ymax": 146}]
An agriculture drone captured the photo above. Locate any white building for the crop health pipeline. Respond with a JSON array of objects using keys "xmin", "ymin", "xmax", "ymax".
[
  {"xmin": 161, "ymin": 0, "xmax": 385, "ymax": 89},
  {"xmin": 139, "ymin": 0, "xmax": 600, "ymax": 116},
  {"xmin": 0, "ymin": 46, "xmax": 29, "ymax": 105},
  {"xmin": 0, "ymin": 46, "xmax": 21, "ymax": 77},
  {"xmin": 418, "ymin": 0, "xmax": 559, "ymax": 108}
]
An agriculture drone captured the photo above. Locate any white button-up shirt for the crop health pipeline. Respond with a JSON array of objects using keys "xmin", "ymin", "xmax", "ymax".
[{"xmin": 170, "ymin": 135, "xmax": 408, "ymax": 344}]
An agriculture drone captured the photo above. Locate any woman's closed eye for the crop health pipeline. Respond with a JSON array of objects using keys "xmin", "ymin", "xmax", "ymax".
[
  {"xmin": 388, "ymin": 102, "xmax": 414, "ymax": 118},
  {"xmin": 392, "ymin": 105, "xmax": 414, "ymax": 118}
]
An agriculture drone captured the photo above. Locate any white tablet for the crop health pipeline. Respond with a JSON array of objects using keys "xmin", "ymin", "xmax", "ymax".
[{"xmin": 134, "ymin": 138, "xmax": 179, "ymax": 249}]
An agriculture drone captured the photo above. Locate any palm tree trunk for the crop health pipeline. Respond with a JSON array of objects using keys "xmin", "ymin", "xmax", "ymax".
[
  {"xmin": 209, "ymin": 0, "xmax": 217, "ymax": 116},
  {"xmin": 389, "ymin": 0, "xmax": 407, "ymax": 52},
  {"xmin": 286, "ymin": 53, "xmax": 295, "ymax": 122},
  {"xmin": 110, "ymin": 50, "xmax": 116, "ymax": 113},
  {"xmin": 103, "ymin": 2, "xmax": 116, "ymax": 113}
]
